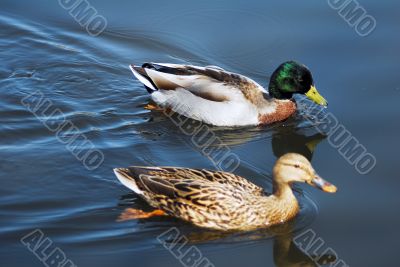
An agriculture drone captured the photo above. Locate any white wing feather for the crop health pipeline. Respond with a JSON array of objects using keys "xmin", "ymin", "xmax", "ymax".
[{"xmin": 129, "ymin": 63, "xmax": 268, "ymax": 126}]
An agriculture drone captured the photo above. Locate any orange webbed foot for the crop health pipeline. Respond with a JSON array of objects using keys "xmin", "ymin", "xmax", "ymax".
[
  {"xmin": 117, "ymin": 208, "xmax": 166, "ymax": 222},
  {"xmin": 144, "ymin": 103, "xmax": 163, "ymax": 111}
]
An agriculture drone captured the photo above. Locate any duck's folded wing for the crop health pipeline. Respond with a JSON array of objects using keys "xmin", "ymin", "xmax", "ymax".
[
  {"xmin": 124, "ymin": 166, "xmax": 264, "ymax": 196},
  {"xmin": 133, "ymin": 171, "xmax": 249, "ymax": 229},
  {"xmin": 130, "ymin": 63, "xmax": 267, "ymax": 102},
  {"xmin": 114, "ymin": 166, "xmax": 264, "ymax": 228}
]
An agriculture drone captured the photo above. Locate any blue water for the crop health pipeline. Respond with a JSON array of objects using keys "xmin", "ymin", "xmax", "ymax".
[{"xmin": 0, "ymin": 1, "xmax": 399, "ymax": 266}]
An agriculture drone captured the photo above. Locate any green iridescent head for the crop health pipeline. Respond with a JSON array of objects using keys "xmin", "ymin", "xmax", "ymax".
[{"xmin": 268, "ymin": 61, "xmax": 328, "ymax": 106}]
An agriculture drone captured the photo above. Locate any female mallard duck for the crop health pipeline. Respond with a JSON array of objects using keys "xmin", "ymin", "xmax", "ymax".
[
  {"xmin": 130, "ymin": 61, "xmax": 328, "ymax": 127},
  {"xmin": 114, "ymin": 153, "xmax": 336, "ymax": 231}
]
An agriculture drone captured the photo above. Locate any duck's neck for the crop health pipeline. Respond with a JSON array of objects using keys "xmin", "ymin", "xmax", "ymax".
[
  {"xmin": 249, "ymin": 182, "xmax": 299, "ymax": 228},
  {"xmin": 268, "ymin": 82, "xmax": 294, "ymax": 100},
  {"xmin": 271, "ymin": 181, "xmax": 300, "ymax": 221},
  {"xmin": 273, "ymin": 181, "xmax": 296, "ymax": 199}
]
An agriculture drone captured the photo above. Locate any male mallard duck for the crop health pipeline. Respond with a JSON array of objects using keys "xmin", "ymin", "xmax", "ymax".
[
  {"xmin": 114, "ymin": 153, "xmax": 336, "ymax": 231},
  {"xmin": 129, "ymin": 61, "xmax": 328, "ymax": 126}
]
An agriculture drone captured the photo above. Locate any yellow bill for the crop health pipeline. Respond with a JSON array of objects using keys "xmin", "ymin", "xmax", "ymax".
[{"xmin": 305, "ymin": 86, "xmax": 328, "ymax": 107}]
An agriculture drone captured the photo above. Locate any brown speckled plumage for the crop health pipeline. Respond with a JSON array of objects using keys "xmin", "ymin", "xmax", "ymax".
[
  {"xmin": 115, "ymin": 167, "xmax": 298, "ymax": 230},
  {"xmin": 114, "ymin": 152, "xmax": 339, "ymax": 231}
]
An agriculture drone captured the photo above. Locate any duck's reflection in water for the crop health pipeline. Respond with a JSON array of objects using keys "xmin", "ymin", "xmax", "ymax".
[
  {"xmin": 271, "ymin": 126, "xmax": 334, "ymax": 266},
  {"xmin": 271, "ymin": 125, "xmax": 326, "ymax": 161},
  {"xmin": 174, "ymin": 221, "xmax": 336, "ymax": 267},
  {"xmin": 272, "ymin": 226, "xmax": 336, "ymax": 266}
]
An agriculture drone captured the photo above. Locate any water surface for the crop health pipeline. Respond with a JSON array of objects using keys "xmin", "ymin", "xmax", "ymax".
[{"xmin": 0, "ymin": 1, "xmax": 399, "ymax": 266}]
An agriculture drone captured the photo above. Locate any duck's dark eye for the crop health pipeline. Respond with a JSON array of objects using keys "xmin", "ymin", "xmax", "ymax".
[
  {"xmin": 299, "ymin": 72, "xmax": 313, "ymax": 87},
  {"xmin": 294, "ymin": 164, "xmax": 300, "ymax": 168}
]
